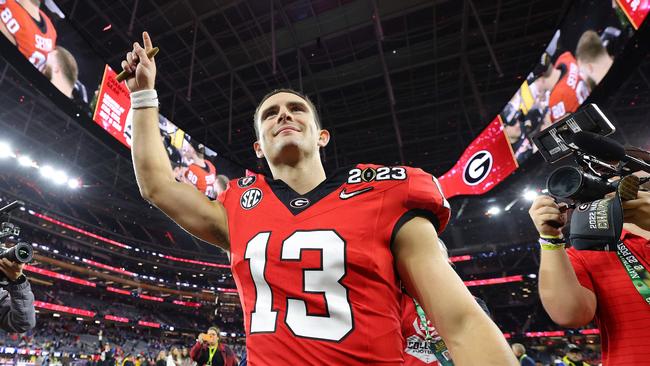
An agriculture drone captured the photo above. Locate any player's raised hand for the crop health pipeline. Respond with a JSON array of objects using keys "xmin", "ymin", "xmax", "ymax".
[{"xmin": 121, "ymin": 31, "xmax": 157, "ymax": 92}]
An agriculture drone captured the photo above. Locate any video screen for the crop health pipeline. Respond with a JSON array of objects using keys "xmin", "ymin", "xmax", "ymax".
[
  {"xmin": 500, "ymin": 1, "xmax": 649, "ymax": 165},
  {"xmin": 0, "ymin": 0, "xmax": 244, "ymax": 199}
]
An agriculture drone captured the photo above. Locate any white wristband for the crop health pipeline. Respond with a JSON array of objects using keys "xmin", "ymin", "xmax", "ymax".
[{"xmin": 130, "ymin": 89, "xmax": 158, "ymax": 109}]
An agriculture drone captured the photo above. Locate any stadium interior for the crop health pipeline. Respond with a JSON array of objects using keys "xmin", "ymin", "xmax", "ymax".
[{"xmin": 0, "ymin": 0, "xmax": 649, "ymax": 365}]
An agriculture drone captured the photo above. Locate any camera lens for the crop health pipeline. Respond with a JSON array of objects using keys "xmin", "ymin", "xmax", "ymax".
[
  {"xmin": 547, "ymin": 166, "xmax": 583, "ymax": 199},
  {"xmin": 13, "ymin": 243, "xmax": 33, "ymax": 263}
]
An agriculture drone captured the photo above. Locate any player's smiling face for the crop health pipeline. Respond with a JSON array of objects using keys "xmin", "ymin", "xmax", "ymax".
[{"xmin": 254, "ymin": 92, "xmax": 329, "ymax": 164}]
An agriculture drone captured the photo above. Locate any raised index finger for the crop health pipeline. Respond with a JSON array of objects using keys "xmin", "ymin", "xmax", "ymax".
[{"xmin": 142, "ymin": 31, "xmax": 153, "ymax": 50}]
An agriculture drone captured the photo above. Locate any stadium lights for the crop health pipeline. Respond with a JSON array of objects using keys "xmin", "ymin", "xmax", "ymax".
[
  {"xmin": 18, "ymin": 155, "xmax": 34, "ymax": 167},
  {"xmin": 0, "ymin": 142, "xmax": 14, "ymax": 158},
  {"xmin": 40, "ymin": 165, "xmax": 54, "ymax": 177},
  {"xmin": 486, "ymin": 206, "xmax": 501, "ymax": 216},
  {"xmin": 52, "ymin": 170, "xmax": 68, "ymax": 185},
  {"xmin": 523, "ymin": 190, "xmax": 539, "ymax": 201},
  {"xmin": 67, "ymin": 178, "xmax": 81, "ymax": 189}
]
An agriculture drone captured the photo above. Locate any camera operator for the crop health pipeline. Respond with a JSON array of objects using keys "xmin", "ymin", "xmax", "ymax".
[
  {"xmin": 529, "ymin": 189, "xmax": 650, "ymax": 365},
  {"xmin": 189, "ymin": 326, "xmax": 238, "ymax": 366},
  {"xmin": 0, "ymin": 245, "xmax": 36, "ymax": 333}
]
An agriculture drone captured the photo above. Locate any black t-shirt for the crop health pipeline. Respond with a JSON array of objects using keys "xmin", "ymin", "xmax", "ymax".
[{"xmin": 208, "ymin": 348, "xmax": 224, "ymax": 366}]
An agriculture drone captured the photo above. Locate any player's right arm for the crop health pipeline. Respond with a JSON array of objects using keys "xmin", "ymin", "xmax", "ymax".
[
  {"xmin": 529, "ymin": 196, "xmax": 596, "ymax": 327},
  {"xmin": 123, "ymin": 32, "xmax": 229, "ymax": 250}
]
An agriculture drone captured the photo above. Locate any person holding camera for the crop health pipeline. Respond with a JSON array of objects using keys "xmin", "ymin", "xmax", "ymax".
[
  {"xmin": 529, "ymin": 190, "xmax": 650, "ymax": 365},
  {"xmin": 189, "ymin": 327, "xmax": 238, "ymax": 366},
  {"xmin": 0, "ymin": 252, "xmax": 36, "ymax": 333}
]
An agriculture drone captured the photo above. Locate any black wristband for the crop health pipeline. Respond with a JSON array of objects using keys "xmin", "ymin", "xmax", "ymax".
[
  {"xmin": 8, "ymin": 274, "xmax": 27, "ymax": 285},
  {"xmin": 539, "ymin": 236, "xmax": 566, "ymax": 245}
]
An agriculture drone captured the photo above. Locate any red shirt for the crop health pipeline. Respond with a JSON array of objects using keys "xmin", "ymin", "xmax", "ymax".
[
  {"xmin": 567, "ymin": 231, "xmax": 650, "ymax": 365},
  {"xmin": 0, "ymin": 0, "xmax": 57, "ymax": 71},
  {"xmin": 548, "ymin": 52, "xmax": 590, "ymax": 122},
  {"xmin": 185, "ymin": 160, "xmax": 217, "ymax": 199},
  {"xmin": 218, "ymin": 164, "xmax": 450, "ymax": 365}
]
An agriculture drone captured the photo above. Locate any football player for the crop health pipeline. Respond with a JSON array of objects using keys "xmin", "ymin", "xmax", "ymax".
[
  {"xmin": 0, "ymin": 0, "xmax": 57, "ymax": 71},
  {"xmin": 124, "ymin": 32, "xmax": 516, "ymax": 366},
  {"xmin": 533, "ymin": 51, "xmax": 590, "ymax": 126},
  {"xmin": 184, "ymin": 143, "xmax": 218, "ymax": 199}
]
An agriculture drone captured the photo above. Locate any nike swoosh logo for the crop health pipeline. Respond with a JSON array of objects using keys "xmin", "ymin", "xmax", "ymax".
[{"xmin": 339, "ymin": 186, "xmax": 374, "ymax": 200}]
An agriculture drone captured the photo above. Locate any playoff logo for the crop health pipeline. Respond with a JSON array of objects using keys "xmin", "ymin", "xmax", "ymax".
[{"xmin": 462, "ymin": 150, "xmax": 493, "ymax": 186}]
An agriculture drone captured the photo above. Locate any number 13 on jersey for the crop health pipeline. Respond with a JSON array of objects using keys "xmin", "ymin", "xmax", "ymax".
[{"xmin": 244, "ymin": 230, "xmax": 353, "ymax": 342}]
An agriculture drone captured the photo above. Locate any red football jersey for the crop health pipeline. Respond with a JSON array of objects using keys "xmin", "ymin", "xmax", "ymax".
[
  {"xmin": 185, "ymin": 160, "xmax": 217, "ymax": 199},
  {"xmin": 567, "ymin": 231, "xmax": 650, "ymax": 366},
  {"xmin": 401, "ymin": 295, "xmax": 445, "ymax": 365},
  {"xmin": 0, "ymin": 0, "xmax": 57, "ymax": 71},
  {"xmin": 548, "ymin": 52, "xmax": 590, "ymax": 123},
  {"xmin": 218, "ymin": 164, "xmax": 451, "ymax": 365}
]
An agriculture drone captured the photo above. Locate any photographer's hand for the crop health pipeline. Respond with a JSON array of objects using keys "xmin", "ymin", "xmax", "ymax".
[
  {"xmin": 528, "ymin": 195, "xmax": 568, "ymax": 237},
  {"xmin": 623, "ymin": 191, "xmax": 650, "ymax": 231},
  {"xmin": 0, "ymin": 259, "xmax": 24, "ymax": 282}
]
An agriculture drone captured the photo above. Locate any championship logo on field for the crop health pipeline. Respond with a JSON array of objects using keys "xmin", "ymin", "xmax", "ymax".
[
  {"xmin": 240, "ymin": 188, "xmax": 263, "ymax": 210},
  {"xmin": 238, "ymin": 176, "xmax": 256, "ymax": 188},
  {"xmin": 462, "ymin": 150, "xmax": 493, "ymax": 186},
  {"xmin": 289, "ymin": 197, "xmax": 310, "ymax": 209}
]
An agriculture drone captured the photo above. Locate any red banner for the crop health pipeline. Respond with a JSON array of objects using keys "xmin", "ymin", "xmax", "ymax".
[
  {"xmin": 34, "ymin": 301, "xmax": 96, "ymax": 317},
  {"xmin": 616, "ymin": 0, "xmax": 650, "ymax": 29},
  {"xmin": 92, "ymin": 65, "xmax": 132, "ymax": 148},
  {"xmin": 438, "ymin": 116, "xmax": 518, "ymax": 198},
  {"xmin": 105, "ymin": 314, "xmax": 130, "ymax": 323}
]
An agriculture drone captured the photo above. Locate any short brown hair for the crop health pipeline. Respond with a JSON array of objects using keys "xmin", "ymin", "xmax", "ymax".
[
  {"xmin": 576, "ymin": 30, "xmax": 608, "ymax": 63},
  {"xmin": 253, "ymin": 89, "xmax": 321, "ymax": 138},
  {"xmin": 53, "ymin": 46, "xmax": 78, "ymax": 85}
]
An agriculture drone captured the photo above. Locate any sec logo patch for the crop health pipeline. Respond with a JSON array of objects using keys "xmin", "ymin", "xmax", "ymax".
[{"xmin": 241, "ymin": 188, "xmax": 263, "ymax": 210}]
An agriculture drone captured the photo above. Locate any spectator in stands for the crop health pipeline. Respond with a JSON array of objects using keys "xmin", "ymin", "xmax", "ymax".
[
  {"xmin": 166, "ymin": 347, "xmax": 179, "ymax": 366},
  {"xmin": 0, "ymin": 245, "xmax": 36, "ymax": 333},
  {"xmin": 511, "ymin": 343, "xmax": 535, "ymax": 366},
  {"xmin": 122, "ymin": 354, "xmax": 135, "ymax": 366},
  {"xmin": 190, "ymin": 326, "xmax": 237, "ymax": 366},
  {"xmin": 178, "ymin": 348, "xmax": 193, "ymax": 366},
  {"xmin": 562, "ymin": 344, "xmax": 590, "ymax": 366},
  {"xmin": 155, "ymin": 351, "xmax": 166, "ymax": 366},
  {"xmin": 530, "ymin": 190, "xmax": 650, "ymax": 365}
]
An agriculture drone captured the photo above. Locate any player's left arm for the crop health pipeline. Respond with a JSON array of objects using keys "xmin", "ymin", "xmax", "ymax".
[{"xmin": 393, "ymin": 219, "xmax": 517, "ymax": 366}]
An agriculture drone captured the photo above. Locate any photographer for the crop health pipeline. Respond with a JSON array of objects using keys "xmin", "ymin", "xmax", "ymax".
[
  {"xmin": 0, "ymin": 249, "xmax": 36, "ymax": 333},
  {"xmin": 189, "ymin": 327, "xmax": 238, "ymax": 366},
  {"xmin": 529, "ymin": 190, "xmax": 650, "ymax": 365}
]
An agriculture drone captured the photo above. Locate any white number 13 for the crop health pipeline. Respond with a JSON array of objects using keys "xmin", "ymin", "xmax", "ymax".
[{"xmin": 245, "ymin": 230, "xmax": 353, "ymax": 341}]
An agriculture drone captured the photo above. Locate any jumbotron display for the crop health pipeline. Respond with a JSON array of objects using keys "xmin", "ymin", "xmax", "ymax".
[
  {"xmin": 437, "ymin": 1, "xmax": 649, "ymax": 197},
  {"xmin": 0, "ymin": 0, "xmax": 244, "ymax": 200}
]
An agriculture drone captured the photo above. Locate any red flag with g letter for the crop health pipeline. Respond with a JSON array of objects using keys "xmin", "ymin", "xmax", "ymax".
[{"xmin": 437, "ymin": 116, "xmax": 518, "ymax": 198}]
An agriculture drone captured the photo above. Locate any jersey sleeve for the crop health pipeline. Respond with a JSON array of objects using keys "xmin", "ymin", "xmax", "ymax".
[
  {"xmin": 405, "ymin": 168, "xmax": 451, "ymax": 232},
  {"xmin": 390, "ymin": 168, "xmax": 451, "ymax": 243},
  {"xmin": 566, "ymin": 248, "xmax": 595, "ymax": 292}
]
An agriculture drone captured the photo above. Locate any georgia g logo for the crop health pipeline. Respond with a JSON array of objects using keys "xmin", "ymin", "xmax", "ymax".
[{"xmin": 463, "ymin": 150, "xmax": 493, "ymax": 186}]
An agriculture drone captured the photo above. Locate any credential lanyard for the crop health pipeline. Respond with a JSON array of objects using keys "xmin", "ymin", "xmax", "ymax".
[
  {"xmin": 207, "ymin": 346, "xmax": 218, "ymax": 366},
  {"xmin": 413, "ymin": 299, "xmax": 454, "ymax": 366},
  {"xmin": 615, "ymin": 241, "xmax": 650, "ymax": 305}
]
